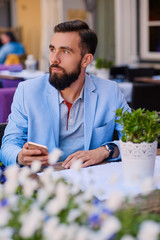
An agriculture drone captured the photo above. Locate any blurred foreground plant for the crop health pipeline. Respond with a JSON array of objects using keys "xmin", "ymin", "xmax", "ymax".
[{"xmin": 0, "ymin": 158, "xmax": 160, "ymax": 239}]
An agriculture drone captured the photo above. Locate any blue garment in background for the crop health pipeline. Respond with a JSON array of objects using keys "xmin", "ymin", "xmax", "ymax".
[{"xmin": 0, "ymin": 42, "xmax": 25, "ymax": 64}]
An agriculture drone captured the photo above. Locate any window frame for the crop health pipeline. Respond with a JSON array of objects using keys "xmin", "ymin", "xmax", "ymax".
[{"xmin": 140, "ymin": 0, "xmax": 160, "ymax": 61}]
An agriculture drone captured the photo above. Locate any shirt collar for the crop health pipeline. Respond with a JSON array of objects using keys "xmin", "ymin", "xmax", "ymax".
[{"xmin": 59, "ymin": 86, "xmax": 84, "ymax": 104}]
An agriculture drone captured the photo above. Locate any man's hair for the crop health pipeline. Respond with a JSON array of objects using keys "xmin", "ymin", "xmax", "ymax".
[{"xmin": 54, "ymin": 20, "xmax": 98, "ymax": 56}]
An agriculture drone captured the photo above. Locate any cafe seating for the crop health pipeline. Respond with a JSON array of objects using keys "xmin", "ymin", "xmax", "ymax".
[
  {"xmin": 0, "ymin": 123, "xmax": 7, "ymax": 148},
  {"xmin": 126, "ymin": 68, "xmax": 154, "ymax": 82},
  {"xmin": 0, "ymin": 87, "xmax": 16, "ymax": 123},
  {"xmin": 0, "ymin": 78, "xmax": 23, "ymax": 88},
  {"xmin": 131, "ymin": 82, "xmax": 160, "ymax": 111},
  {"xmin": 109, "ymin": 65, "xmax": 128, "ymax": 80}
]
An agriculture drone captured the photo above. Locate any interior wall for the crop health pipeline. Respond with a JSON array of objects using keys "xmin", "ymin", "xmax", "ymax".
[
  {"xmin": 114, "ymin": 0, "xmax": 137, "ymax": 65},
  {"xmin": 61, "ymin": 0, "xmax": 94, "ymax": 29},
  {"xmin": 96, "ymin": 0, "xmax": 115, "ymax": 61},
  {"xmin": 16, "ymin": 0, "xmax": 41, "ymax": 61}
]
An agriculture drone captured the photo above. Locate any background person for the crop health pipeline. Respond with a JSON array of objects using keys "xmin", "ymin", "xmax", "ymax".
[
  {"xmin": 1, "ymin": 20, "xmax": 130, "ymax": 168},
  {"xmin": 0, "ymin": 31, "xmax": 25, "ymax": 64}
]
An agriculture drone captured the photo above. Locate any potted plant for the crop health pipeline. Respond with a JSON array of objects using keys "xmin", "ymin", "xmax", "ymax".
[
  {"xmin": 116, "ymin": 108, "xmax": 160, "ymax": 185},
  {"xmin": 95, "ymin": 57, "xmax": 113, "ymax": 79}
]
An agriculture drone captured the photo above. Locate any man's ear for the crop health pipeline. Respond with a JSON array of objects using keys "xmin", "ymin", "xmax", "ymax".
[{"xmin": 81, "ymin": 53, "xmax": 93, "ymax": 68}]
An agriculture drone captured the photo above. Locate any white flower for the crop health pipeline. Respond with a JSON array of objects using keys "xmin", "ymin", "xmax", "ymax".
[
  {"xmin": 0, "ymin": 208, "xmax": 11, "ymax": 227},
  {"xmin": 5, "ymin": 165, "xmax": 19, "ymax": 181},
  {"xmin": 4, "ymin": 180, "xmax": 18, "ymax": 195},
  {"xmin": 83, "ymin": 187, "xmax": 94, "ymax": 201},
  {"xmin": 76, "ymin": 226, "xmax": 89, "ymax": 240},
  {"xmin": 54, "ymin": 224, "xmax": 68, "ymax": 240},
  {"xmin": 39, "ymin": 166, "xmax": 54, "ymax": 188},
  {"xmin": 22, "ymin": 178, "xmax": 38, "ymax": 197},
  {"xmin": 0, "ymin": 227, "xmax": 13, "ymax": 240},
  {"xmin": 18, "ymin": 166, "xmax": 31, "ymax": 184},
  {"xmin": 71, "ymin": 159, "xmax": 82, "ymax": 171},
  {"xmin": 49, "ymin": 148, "xmax": 63, "ymax": 164},
  {"xmin": 8, "ymin": 195, "xmax": 18, "ymax": 208},
  {"xmin": 43, "ymin": 217, "xmax": 59, "ymax": 239},
  {"xmin": 106, "ymin": 191, "xmax": 124, "ymax": 211},
  {"xmin": 45, "ymin": 197, "xmax": 67, "ymax": 215},
  {"xmin": 101, "ymin": 215, "xmax": 121, "ymax": 239},
  {"xmin": 37, "ymin": 188, "xmax": 50, "ymax": 205},
  {"xmin": 20, "ymin": 206, "xmax": 43, "ymax": 238},
  {"xmin": 138, "ymin": 220, "xmax": 160, "ymax": 240},
  {"xmin": 31, "ymin": 160, "xmax": 42, "ymax": 173},
  {"xmin": 56, "ymin": 181, "xmax": 69, "ymax": 199},
  {"xmin": 121, "ymin": 235, "xmax": 136, "ymax": 240}
]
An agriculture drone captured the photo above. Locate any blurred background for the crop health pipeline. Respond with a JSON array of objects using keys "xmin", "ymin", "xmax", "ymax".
[{"xmin": 0, "ymin": 0, "xmax": 160, "ymax": 72}]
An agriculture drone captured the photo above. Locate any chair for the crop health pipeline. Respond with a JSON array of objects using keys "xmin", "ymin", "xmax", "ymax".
[
  {"xmin": 0, "ymin": 123, "xmax": 7, "ymax": 148},
  {"xmin": 126, "ymin": 68, "xmax": 154, "ymax": 82},
  {"xmin": 109, "ymin": 65, "xmax": 128, "ymax": 80},
  {"xmin": 1, "ymin": 78, "xmax": 23, "ymax": 88},
  {"xmin": 0, "ymin": 123, "xmax": 7, "ymax": 181},
  {"xmin": 0, "ymin": 87, "xmax": 16, "ymax": 123},
  {"xmin": 131, "ymin": 82, "xmax": 160, "ymax": 111}
]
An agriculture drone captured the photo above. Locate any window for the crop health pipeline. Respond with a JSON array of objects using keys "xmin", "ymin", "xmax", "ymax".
[{"xmin": 140, "ymin": 0, "xmax": 160, "ymax": 61}]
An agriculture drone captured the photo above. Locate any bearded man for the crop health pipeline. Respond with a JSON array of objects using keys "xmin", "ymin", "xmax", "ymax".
[{"xmin": 1, "ymin": 20, "xmax": 130, "ymax": 167}]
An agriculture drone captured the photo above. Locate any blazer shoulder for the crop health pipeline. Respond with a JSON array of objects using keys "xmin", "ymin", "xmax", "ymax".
[{"xmin": 91, "ymin": 75, "xmax": 119, "ymax": 90}]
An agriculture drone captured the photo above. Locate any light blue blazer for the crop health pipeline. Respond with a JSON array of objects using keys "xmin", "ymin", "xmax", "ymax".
[{"xmin": 1, "ymin": 73, "xmax": 130, "ymax": 166}]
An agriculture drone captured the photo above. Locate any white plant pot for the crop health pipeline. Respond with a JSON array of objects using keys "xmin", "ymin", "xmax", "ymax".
[
  {"xmin": 96, "ymin": 68, "xmax": 109, "ymax": 79},
  {"xmin": 120, "ymin": 140, "xmax": 157, "ymax": 186}
]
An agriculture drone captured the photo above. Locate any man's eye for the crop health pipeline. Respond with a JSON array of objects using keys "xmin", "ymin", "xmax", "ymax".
[
  {"xmin": 63, "ymin": 50, "xmax": 69, "ymax": 54},
  {"xmin": 50, "ymin": 48, "xmax": 55, "ymax": 52}
]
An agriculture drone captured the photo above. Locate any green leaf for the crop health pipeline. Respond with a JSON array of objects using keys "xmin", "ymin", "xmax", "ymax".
[{"xmin": 116, "ymin": 108, "xmax": 160, "ymax": 143}]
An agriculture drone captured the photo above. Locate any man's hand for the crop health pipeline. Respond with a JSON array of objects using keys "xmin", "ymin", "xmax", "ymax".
[
  {"xmin": 62, "ymin": 147, "xmax": 109, "ymax": 169},
  {"xmin": 17, "ymin": 142, "xmax": 49, "ymax": 166}
]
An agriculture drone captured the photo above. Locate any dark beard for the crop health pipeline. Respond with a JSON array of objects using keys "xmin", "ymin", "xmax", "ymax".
[{"xmin": 49, "ymin": 63, "xmax": 81, "ymax": 90}]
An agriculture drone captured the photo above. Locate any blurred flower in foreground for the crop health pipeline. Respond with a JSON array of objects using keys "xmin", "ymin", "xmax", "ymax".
[
  {"xmin": 0, "ymin": 147, "xmax": 160, "ymax": 240},
  {"xmin": 49, "ymin": 148, "xmax": 63, "ymax": 164},
  {"xmin": 138, "ymin": 220, "xmax": 160, "ymax": 240}
]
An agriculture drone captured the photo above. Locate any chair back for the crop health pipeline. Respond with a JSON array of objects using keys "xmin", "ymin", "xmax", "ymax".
[
  {"xmin": 131, "ymin": 83, "xmax": 160, "ymax": 111},
  {"xmin": 0, "ymin": 87, "xmax": 16, "ymax": 123},
  {"xmin": 1, "ymin": 79, "xmax": 22, "ymax": 88},
  {"xmin": 109, "ymin": 65, "xmax": 128, "ymax": 80},
  {"xmin": 126, "ymin": 68, "xmax": 154, "ymax": 82},
  {"xmin": 0, "ymin": 123, "xmax": 7, "ymax": 148}
]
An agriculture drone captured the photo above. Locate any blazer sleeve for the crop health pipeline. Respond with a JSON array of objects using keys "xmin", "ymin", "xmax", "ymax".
[{"xmin": 1, "ymin": 83, "xmax": 28, "ymax": 166}]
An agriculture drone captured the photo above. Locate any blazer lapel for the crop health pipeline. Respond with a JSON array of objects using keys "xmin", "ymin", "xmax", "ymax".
[
  {"xmin": 46, "ymin": 84, "xmax": 60, "ymax": 148},
  {"xmin": 84, "ymin": 74, "xmax": 97, "ymax": 150}
]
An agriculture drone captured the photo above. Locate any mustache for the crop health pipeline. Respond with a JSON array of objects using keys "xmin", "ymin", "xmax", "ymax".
[{"xmin": 50, "ymin": 64, "xmax": 64, "ymax": 70}]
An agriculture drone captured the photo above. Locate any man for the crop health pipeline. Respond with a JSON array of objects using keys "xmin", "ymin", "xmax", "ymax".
[{"xmin": 1, "ymin": 20, "xmax": 130, "ymax": 168}]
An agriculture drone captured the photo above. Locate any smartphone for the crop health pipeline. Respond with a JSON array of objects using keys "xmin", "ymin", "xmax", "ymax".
[{"xmin": 28, "ymin": 141, "xmax": 48, "ymax": 156}]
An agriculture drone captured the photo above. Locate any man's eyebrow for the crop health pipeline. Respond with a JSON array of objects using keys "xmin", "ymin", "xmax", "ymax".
[
  {"xmin": 49, "ymin": 44, "xmax": 54, "ymax": 49},
  {"xmin": 60, "ymin": 46, "xmax": 74, "ymax": 53}
]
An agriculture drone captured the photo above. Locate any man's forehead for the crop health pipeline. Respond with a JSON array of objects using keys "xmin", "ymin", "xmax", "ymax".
[{"xmin": 51, "ymin": 32, "xmax": 80, "ymax": 46}]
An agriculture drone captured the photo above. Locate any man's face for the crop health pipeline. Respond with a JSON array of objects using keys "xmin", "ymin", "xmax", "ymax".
[{"xmin": 49, "ymin": 32, "xmax": 83, "ymax": 90}]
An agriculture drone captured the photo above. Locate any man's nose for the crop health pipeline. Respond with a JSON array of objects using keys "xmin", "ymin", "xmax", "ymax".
[{"xmin": 50, "ymin": 52, "xmax": 61, "ymax": 65}]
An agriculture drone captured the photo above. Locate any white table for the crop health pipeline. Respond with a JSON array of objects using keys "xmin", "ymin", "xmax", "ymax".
[
  {"xmin": 51, "ymin": 156, "xmax": 160, "ymax": 201},
  {"xmin": 117, "ymin": 82, "xmax": 133, "ymax": 103},
  {"xmin": 0, "ymin": 69, "xmax": 45, "ymax": 80}
]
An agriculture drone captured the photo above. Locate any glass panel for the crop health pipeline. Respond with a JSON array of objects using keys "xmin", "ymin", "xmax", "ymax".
[
  {"xmin": 149, "ymin": 0, "xmax": 160, "ymax": 21},
  {"xmin": 149, "ymin": 26, "xmax": 160, "ymax": 52}
]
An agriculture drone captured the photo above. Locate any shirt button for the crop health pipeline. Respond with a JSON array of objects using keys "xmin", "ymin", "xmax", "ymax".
[{"xmin": 70, "ymin": 119, "xmax": 73, "ymax": 122}]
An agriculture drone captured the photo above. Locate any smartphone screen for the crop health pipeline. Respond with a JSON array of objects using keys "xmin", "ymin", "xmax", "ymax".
[{"xmin": 28, "ymin": 142, "xmax": 48, "ymax": 156}]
